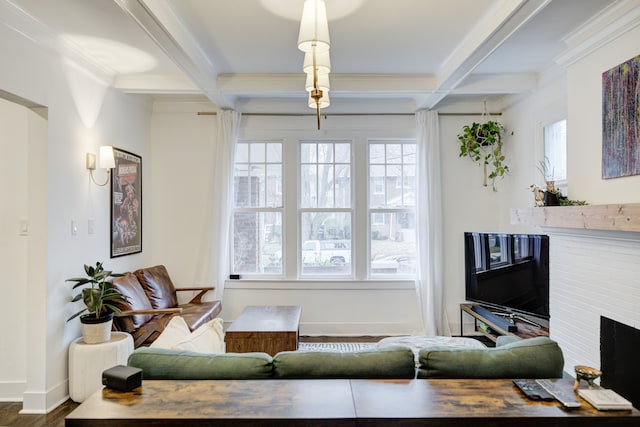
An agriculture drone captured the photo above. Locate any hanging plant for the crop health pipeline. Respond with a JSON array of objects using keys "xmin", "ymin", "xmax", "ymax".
[{"xmin": 457, "ymin": 120, "xmax": 510, "ymax": 192}]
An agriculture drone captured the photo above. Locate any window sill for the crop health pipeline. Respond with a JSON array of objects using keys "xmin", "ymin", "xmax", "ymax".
[{"xmin": 224, "ymin": 279, "xmax": 416, "ymax": 290}]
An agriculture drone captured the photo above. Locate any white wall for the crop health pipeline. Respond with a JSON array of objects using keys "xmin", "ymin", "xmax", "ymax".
[
  {"xmin": 0, "ymin": 98, "xmax": 30, "ymax": 400},
  {"xmin": 566, "ymin": 25, "xmax": 640, "ymax": 203},
  {"xmin": 0, "ymin": 19, "xmax": 152, "ymax": 412}
]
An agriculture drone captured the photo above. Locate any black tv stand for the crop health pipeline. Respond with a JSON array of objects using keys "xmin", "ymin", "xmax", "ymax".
[{"xmin": 460, "ymin": 303, "xmax": 549, "ymax": 343}]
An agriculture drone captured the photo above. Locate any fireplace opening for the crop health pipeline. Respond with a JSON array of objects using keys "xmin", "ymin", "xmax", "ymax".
[{"xmin": 600, "ymin": 316, "xmax": 640, "ymax": 409}]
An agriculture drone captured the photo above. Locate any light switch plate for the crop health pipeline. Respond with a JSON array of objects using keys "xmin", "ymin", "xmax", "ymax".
[{"xmin": 19, "ymin": 218, "xmax": 29, "ymax": 236}]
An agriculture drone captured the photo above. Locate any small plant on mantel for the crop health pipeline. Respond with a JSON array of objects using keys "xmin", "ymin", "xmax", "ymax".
[
  {"xmin": 535, "ymin": 157, "xmax": 587, "ymax": 206},
  {"xmin": 457, "ymin": 120, "xmax": 511, "ymax": 192}
]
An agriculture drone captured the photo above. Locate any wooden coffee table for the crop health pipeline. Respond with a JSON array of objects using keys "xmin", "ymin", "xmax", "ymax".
[{"xmin": 225, "ymin": 305, "xmax": 302, "ymax": 355}]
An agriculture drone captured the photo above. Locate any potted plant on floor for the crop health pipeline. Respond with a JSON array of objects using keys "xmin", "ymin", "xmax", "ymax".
[
  {"xmin": 457, "ymin": 120, "xmax": 510, "ymax": 192},
  {"xmin": 67, "ymin": 262, "xmax": 127, "ymax": 344}
]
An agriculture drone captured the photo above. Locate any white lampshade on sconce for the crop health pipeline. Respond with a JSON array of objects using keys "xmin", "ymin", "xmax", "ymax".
[
  {"xmin": 86, "ymin": 145, "xmax": 115, "ymax": 186},
  {"xmin": 298, "ymin": 0, "xmax": 331, "ymax": 130}
]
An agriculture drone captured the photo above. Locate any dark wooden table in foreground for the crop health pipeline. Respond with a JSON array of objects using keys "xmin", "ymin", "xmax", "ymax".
[
  {"xmin": 65, "ymin": 379, "xmax": 640, "ymax": 426},
  {"xmin": 225, "ymin": 305, "xmax": 302, "ymax": 355}
]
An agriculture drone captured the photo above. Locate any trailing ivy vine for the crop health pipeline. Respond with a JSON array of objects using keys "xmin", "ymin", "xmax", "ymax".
[{"xmin": 457, "ymin": 120, "xmax": 510, "ymax": 192}]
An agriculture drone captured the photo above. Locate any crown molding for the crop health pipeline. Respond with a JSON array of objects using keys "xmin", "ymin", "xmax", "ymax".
[
  {"xmin": 0, "ymin": 0, "xmax": 114, "ymax": 86},
  {"xmin": 555, "ymin": 0, "xmax": 640, "ymax": 67}
]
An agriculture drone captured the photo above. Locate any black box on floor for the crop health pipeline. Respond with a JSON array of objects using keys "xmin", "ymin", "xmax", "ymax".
[{"xmin": 102, "ymin": 365, "xmax": 142, "ymax": 391}]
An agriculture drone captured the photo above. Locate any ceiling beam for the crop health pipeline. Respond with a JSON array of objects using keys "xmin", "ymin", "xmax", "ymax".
[
  {"xmin": 112, "ymin": 0, "xmax": 233, "ymax": 108},
  {"xmin": 418, "ymin": 0, "xmax": 552, "ymax": 110}
]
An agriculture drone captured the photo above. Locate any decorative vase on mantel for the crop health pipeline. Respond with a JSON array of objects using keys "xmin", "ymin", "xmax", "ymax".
[{"xmin": 543, "ymin": 181, "xmax": 560, "ymax": 206}]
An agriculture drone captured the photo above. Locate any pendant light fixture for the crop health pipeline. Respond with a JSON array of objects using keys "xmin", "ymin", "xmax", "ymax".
[{"xmin": 298, "ymin": 0, "xmax": 331, "ymax": 130}]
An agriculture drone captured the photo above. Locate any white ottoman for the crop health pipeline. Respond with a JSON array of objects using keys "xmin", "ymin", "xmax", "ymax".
[{"xmin": 69, "ymin": 331, "xmax": 134, "ymax": 402}]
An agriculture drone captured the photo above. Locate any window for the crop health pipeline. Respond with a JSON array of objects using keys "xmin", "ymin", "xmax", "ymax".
[
  {"xmin": 231, "ymin": 136, "xmax": 417, "ymax": 280},
  {"xmin": 542, "ymin": 119, "xmax": 567, "ymax": 186},
  {"xmin": 368, "ymin": 141, "xmax": 417, "ymax": 276},
  {"xmin": 232, "ymin": 141, "xmax": 283, "ymax": 274},
  {"xmin": 300, "ymin": 141, "xmax": 352, "ymax": 276}
]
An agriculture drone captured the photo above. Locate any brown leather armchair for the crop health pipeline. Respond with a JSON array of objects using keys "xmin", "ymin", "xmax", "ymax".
[{"xmin": 111, "ymin": 265, "xmax": 222, "ymax": 348}]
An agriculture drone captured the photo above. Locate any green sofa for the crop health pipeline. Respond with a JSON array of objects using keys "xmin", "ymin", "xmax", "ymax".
[
  {"xmin": 417, "ymin": 336, "xmax": 565, "ymax": 379},
  {"xmin": 127, "ymin": 336, "xmax": 565, "ymax": 380}
]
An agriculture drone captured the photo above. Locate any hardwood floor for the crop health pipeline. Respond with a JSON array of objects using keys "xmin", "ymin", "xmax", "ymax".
[
  {"xmin": 0, "ymin": 400, "xmax": 79, "ymax": 427},
  {"xmin": 0, "ymin": 336, "xmax": 385, "ymax": 426}
]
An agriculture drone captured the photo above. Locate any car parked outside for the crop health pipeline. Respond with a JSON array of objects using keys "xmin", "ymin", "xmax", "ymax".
[{"xmin": 302, "ymin": 240, "xmax": 351, "ymax": 266}]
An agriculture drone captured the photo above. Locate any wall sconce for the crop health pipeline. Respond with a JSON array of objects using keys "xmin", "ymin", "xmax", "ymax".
[{"xmin": 86, "ymin": 145, "xmax": 115, "ymax": 186}]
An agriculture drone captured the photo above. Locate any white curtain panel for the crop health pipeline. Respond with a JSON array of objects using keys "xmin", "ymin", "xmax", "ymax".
[
  {"xmin": 196, "ymin": 110, "xmax": 241, "ymax": 301},
  {"xmin": 415, "ymin": 110, "xmax": 450, "ymax": 336}
]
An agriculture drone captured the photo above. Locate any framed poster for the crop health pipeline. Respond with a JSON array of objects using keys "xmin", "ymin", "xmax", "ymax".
[{"xmin": 111, "ymin": 148, "xmax": 142, "ymax": 257}]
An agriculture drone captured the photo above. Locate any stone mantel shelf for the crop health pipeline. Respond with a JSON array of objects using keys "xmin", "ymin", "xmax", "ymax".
[{"xmin": 510, "ymin": 203, "xmax": 640, "ymax": 233}]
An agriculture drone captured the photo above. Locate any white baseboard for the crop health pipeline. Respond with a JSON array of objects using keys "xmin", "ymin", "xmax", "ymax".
[
  {"xmin": 0, "ymin": 380, "xmax": 26, "ymax": 401},
  {"xmin": 19, "ymin": 379, "xmax": 68, "ymax": 414}
]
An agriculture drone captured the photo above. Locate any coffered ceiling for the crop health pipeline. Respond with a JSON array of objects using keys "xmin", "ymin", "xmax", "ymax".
[{"xmin": 2, "ymin": 0, "xmax": 618, "ymax": 113}]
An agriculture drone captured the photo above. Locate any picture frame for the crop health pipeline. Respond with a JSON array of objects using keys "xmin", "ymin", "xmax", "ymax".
[
  {"xmin": 110, "ymin": 148, "xmax": 142, "ymax": 257},
  {"xmin": 602, "ymin": 54, "xmax": 640, "ymax": 179}
]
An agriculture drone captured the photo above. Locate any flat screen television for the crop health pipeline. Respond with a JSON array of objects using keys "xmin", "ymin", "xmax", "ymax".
[{"xmin": 464, "ymin": 232, "xmax": 550, "ymax": 323}]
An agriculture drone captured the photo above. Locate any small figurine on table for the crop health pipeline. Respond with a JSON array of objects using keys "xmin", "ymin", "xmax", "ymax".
[{"xmin": 574, "ymin": 365, "xmax": 602, "ymax": 390}]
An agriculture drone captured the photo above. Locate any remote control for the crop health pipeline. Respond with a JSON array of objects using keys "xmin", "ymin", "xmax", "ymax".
[
  {"xmin": 535, "ymin": 379, "xmax": 582, "ymax": 408},
  {"xmin": 513, "ymin": 379, "xmax": 555, "ymax": 401}
]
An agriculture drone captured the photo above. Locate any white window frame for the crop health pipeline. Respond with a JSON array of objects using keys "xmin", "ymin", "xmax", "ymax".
[
  {"xmin": 298, "ymin": 139, "xmax": 354, "ymax": 279},
  {"xmin": 231, "ymin": 139, "xmax": 284, "ymax": 279},
  {"xmin": 536, "ymin": 116, "xmax": 568, "ymax": 196},
  {"xmin": 366, "ymin": 139, "xmax": 417, "ymax": 278}
]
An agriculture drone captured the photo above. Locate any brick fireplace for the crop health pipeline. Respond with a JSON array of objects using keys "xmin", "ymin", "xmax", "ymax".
[{"xmin": 544, "ymin": 227, "xmax": 640, "ymax": 395}]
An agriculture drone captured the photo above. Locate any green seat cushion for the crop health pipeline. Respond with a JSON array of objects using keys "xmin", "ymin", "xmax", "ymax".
[
  {"xmin": 273, "ymin": 346, "xmax": 415, "ymax": 379},
  {"xmin": 417, "ymin": 336, "xmax": 564, "ymax": 379},
  {"xmin": 128, "ymin": 347, "xmax": 273, "ymax": 379}
]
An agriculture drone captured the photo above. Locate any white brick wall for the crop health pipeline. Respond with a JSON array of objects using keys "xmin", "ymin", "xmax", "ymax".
[{"xmin": 546, "ymin": 228, "xmax": 640, "ymax": 377}]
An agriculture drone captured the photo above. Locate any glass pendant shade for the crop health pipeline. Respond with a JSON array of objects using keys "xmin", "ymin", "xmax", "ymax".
[
  {"xmin": 305, "ymin": 72, "xmax": 330, "ymax": 92},
  {"xmin": 303, "ymin": 50, "xmax": 331, "ymax": 75},
  {"xmin": 308, "ymin": 91, "xmax": 330, "ymax": 109},
  {"xmin": 297, "ymin": 0, "xmax": 330, "ymax": 53}
]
